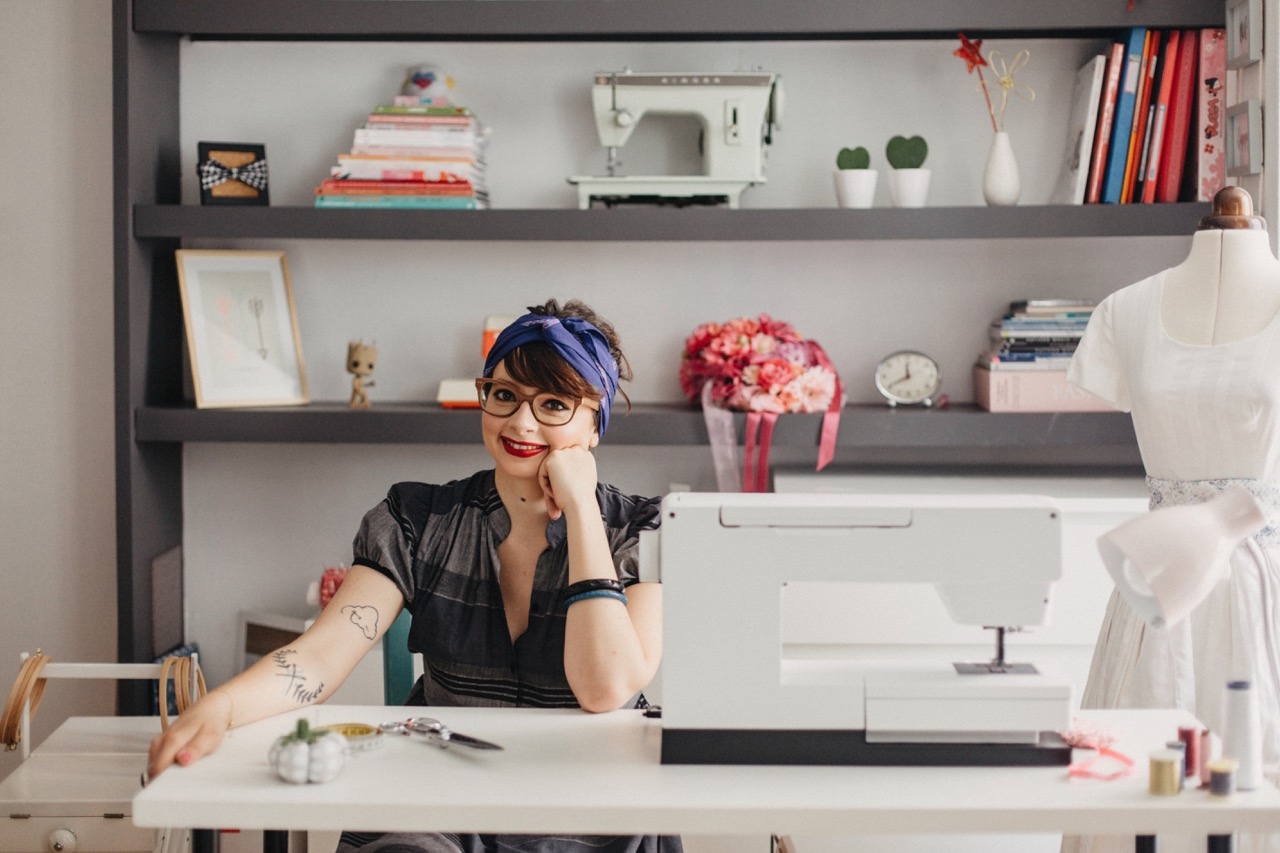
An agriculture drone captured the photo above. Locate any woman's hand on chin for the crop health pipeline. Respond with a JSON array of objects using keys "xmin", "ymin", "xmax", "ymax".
[{"xmin": 539, "ymin": 445, "xmax": 598, "ymax": 520}]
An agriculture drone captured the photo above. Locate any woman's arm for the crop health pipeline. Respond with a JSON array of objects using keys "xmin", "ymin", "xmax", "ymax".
[
  {"xmin": 544, "ymin": 447, "xmax": 662, "ymax": 712},
  {"xmin": 146, "ymin": 566, "xmax": 405, "ymax": 778}
]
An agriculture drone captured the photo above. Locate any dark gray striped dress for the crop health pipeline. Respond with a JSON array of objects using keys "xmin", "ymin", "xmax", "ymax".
[{"xmin": 339, "ymin": 470, "xmax": 679, "ymax": 853}]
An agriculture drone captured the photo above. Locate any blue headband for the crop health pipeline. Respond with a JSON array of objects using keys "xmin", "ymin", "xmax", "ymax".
[{"xmin": 482, "ymin": 313, "xmax": 620, "ymax": 436}]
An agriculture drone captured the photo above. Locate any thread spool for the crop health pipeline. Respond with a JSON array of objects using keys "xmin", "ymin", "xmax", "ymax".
[
  {"xmin": 1177, "ymin": 726, "xmax": 1201, "ymax": 780},
  {"xmin": 1222, "ymin": 680, "xmax": 1263, "ymax": 790},
  {"xmin": 1149, "ymin": 749, "xmax": 1183, "ymax": 796},
  {"xmin": 1165, "ymin": 740, "xmax": 1187, "ymax": 787},
  {"xmin": 1208, "ymin": 757, "xmax": 1239, "ymax": 797},
  {"xmin": 1199, "ymin": 729, "xmax": 1216, "ymax": 786}
]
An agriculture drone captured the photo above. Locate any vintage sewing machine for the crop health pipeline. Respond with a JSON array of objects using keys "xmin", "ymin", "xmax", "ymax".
[
  {"xmin": 642, "ymin": 492, "xmax": 1074, "ymax": 766},
  {"xmin": 567, "ymin": 69, "xmax": 782, "ymax": 209}
]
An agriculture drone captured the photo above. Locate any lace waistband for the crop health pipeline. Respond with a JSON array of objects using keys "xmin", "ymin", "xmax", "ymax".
[{"xmin": 1146, "ymin": 477, "xmax": 1280, "ymax": 546}]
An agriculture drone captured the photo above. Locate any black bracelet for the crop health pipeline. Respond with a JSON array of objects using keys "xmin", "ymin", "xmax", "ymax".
[{"xmin": 563, "ymin": 578, "xmax": 625, "ymax": 603}]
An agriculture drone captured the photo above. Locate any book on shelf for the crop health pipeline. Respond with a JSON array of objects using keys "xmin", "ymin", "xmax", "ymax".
[
  {"xmin": 1086, "ymin": 41, "xmax": 1127, "ymax": 204},
  {"xmin": 372, "ymin": 104, "xmax": 473, "ymax": 116},
  {"xmin": 1155, "ymin": 29, "xmax": 1199, "ymax": 203},
  {"xmin": 316, "ymin": 179, "xmax": 476, "ymax": 196},
  {"xmin": 979, "ymin": 352, "xmax": 1076, "ymax": 370},
  {"xmin": 332, "ymin": 155, "xmax": 481, "ymax": 183},
  {"xmin": 349, "ymin": 144, "xmax": 479, "ymax": 159},
  {"xmin": 1138, "ymin": 29, "xmax": 1182, "ymax": 203},
  {"xmin": 1052, "ymin": 54, "xmax": 1107, "ymax": 205},
  {"xmin": 1100, "ymin": 27, "xmax": 1148, "ymax": 204},
  {"xmin": 1008, "ymin": 298, "xmax": 1096, "ymax": 313},
  {"xmin": 353, "ymin": 126, "xmax": 480, "ymax": 147},
  {"xmin": 1193, "ymin": 28, "xmax": 1227, "ymax": 202},
  {"xmin": 1120, "ymin": 29, "xmax": 1160, "ymax": 204},
  {"xmin": 314, "ymin": 194, "xmax": 483, "ymax": 209},
  {"xmin": 972, "ymin": 365, "xmax": 1115, "ymax": 413},
  {"xmin": 365, "ymin": 113, "xmax": 476, "ymax": 127}
]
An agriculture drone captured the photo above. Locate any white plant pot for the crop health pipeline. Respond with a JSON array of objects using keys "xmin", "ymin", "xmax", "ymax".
[
  {"xmin": 833, "ymin": 169, "xmax": 878, "ymax": 208},
  {"xmin": 888, "ymin": 168, "xmax": 931, "ymax": 208},
  {"xmin": 983, "ymin": 131, "xmax": 1021, "ymax": 206}
]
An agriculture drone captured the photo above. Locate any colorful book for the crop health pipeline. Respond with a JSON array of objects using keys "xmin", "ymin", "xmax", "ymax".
[
  {"xmin": 1052, "ymin": 55, "xmax": 1107, "ymax": 205},
  {"xmin": 316, "ymin": 179, "xmax": 475, "ymax": 196},
  {"xmin": 972, "ymin": 365, "xmax": 1115, "ymax": 412},
  {"xmin": 372, "ymin": 104, "xmax": 472, "ymax": 116},
  {"xmin": 1194, "ymin": 28, "xmax": 1227, "ymax": 201},
  {"xmin": 353, "ymin": 127, "xmax": 478, "ymax": 147},
  {"xmin": 331, "ymin": 155, "xmax": 480, "ymax": 183},
  {"xmin": 1155, "ymin": 29, "xmax": 1200, "ymax": 203},
  {"xmin": 1087, "ymin": 41, "xmax": 1127, "ymax": 204},
  {"xmin": 1100, "ymin": 27, "xmax": 1149, "ymax": 204},
  {"xmin": 1121, "ymin": 30, "xmax": 1160, "ymax": 203},
  {"xmin": 350, "ymin": 145, "xmax": 478, "ymax": 159},
  {"xmin": 313, "ymin": 194, "xmax": 482, "ymax": 209},
  {"xmin": 1140, "ymin": 29, "xmax": 1182, "ymax": 203}
]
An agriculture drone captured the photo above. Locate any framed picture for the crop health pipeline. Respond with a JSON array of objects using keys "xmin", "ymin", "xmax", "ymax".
[
  {"xmin": 175, "ymin": 250, "xmax": 309, "ymax": 408},
  {"xmin": 197, "ymin": 141, "xmax": 269, "ymax": 205},
  {"xmin": 1226, "ymin": 0, "xmax": 1263, "ymax": 69},
  {"xmin": 1226, "ymin": 99, "xmax": 1263, "ymax": 177}
]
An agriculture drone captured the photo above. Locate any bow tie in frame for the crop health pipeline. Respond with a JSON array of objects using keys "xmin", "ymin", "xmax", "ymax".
[{"xmin": 197, "ymin": 141, "xmax": 270, "ymax": 206}]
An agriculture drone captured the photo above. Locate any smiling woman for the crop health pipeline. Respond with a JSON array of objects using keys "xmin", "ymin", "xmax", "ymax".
[{"xmin": 144, "ymin": 299, "xmax": 680, "ymax": 853}]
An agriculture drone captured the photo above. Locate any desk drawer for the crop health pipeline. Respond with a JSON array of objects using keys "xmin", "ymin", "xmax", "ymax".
[{"xmin": 1, "ymin": 815, "xmax": 157, "ymax": 852}]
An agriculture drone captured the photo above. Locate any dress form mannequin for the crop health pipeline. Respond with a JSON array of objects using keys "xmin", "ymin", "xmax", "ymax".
[{"xmin": 1161, "ymin": 186, "xmax": 1280, "ymax": 345}]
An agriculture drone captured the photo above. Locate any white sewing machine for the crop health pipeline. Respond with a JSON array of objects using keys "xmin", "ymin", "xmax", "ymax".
[
  {"xmin": 567, "ymin": 70, "xmax": 782, "ymax": 209},
  {"xmin": 643, "ymin": 492, "xmax": 1074, "ymax": 766}
]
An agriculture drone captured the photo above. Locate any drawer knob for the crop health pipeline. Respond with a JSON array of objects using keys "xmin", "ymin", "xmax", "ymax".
[{"xmin": 48, "ymin": 828, "xmax": 77, "ymax": 852}]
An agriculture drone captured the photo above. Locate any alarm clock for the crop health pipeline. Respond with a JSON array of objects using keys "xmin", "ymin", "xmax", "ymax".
[{"xmin": 874, "ymin": 350, "xmax": 941, "ymax": 407}]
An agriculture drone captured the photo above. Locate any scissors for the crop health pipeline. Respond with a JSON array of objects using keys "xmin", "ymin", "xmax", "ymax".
[{"xmin": 378, "ymin": 717, "xmax": 504, "ymax": 751}]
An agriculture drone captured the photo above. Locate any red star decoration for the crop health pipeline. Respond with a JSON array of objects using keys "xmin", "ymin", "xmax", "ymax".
[{"xmin": 953, "ymin": 32, "xmax": 987, "ymax": 73}]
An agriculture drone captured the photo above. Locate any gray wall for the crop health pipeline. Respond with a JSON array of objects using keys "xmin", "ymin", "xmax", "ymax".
[{"xmin": 0, "ymin": 0, "xmax": 116, "ymax": 779}]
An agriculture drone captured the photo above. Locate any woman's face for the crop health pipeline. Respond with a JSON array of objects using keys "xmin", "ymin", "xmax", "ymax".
[{"xmin": 481, "ymin": 363, "xmax": 599, "ymax": 478}]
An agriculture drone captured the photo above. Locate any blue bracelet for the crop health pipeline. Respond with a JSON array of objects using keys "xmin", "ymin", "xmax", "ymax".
[{"xmin": 564, "ymin": 589, "xmax": 629, "ymax": 608}]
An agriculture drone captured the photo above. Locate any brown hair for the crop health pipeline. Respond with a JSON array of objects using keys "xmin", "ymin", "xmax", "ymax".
[{"xmin": 501, "ymin": 298, "xmax": 633, "ymax": 419}]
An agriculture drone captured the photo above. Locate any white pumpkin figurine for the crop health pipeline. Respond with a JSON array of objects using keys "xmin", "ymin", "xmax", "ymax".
[{"xmin": 268, "ymin": 718, "xmax": 347, "ymax": 784}]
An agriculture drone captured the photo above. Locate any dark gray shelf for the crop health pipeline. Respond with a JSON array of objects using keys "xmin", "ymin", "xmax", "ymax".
[
  {"xmin": 135, "ymin": 403, "xmax": 1141, "ymax": 464},
  {"xmin": 134, "ymin": 0, "xmax": 1223, "ymax": 41},
  {"xmin": 134, "ymin": 203, "xmax": 1212, "ymax": 242}
]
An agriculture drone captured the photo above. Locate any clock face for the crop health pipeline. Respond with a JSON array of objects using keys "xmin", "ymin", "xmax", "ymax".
[{"xmin": 874, "ymin": 350, "xmax": 941, "ymax": 406}]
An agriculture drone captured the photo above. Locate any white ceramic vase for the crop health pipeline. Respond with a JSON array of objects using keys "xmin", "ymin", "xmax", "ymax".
[
  {"xmin": 983, "ymin": 131, "xmax": 1020, "ymax": 206},
  {"xmin": 833, "ymin": 169, "xmax": 878, "ymax": 208},
  {"xmin": 888, "ymin": 168, "xmax": 931, "ymax": 208}
]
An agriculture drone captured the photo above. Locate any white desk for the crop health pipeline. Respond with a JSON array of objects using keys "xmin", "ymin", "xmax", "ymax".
[{"xmin": 130, "ymin": 705, "xmax": 1280, "ymax": 843}]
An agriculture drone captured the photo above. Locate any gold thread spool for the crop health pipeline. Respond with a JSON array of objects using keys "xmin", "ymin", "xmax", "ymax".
[{"xmin": 1149, "ymin": 749, "xmax": 1183, "ymax": 796}]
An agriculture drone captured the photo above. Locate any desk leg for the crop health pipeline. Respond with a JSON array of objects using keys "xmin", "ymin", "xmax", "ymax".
[
  {"xmin": 1136, "ymin": 836, "xmax": 1156, "ymax": 853},
  {"xmin": 1208, "ymin": 835, "xmax": 1233, "ymax": 853},
  {"xmin": 193, "ymin": 829, "xmax": 219, "ymax": 853},
  {"xmin": 263, "ymin": 829, "xmax": 289, "ymax": 853}
]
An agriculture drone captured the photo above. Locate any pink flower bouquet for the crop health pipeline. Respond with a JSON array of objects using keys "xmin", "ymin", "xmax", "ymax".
[
  {"xmin": 680, "ymin": 314, "xmax": 842, "ymax": 491},
  {"xmin": 679, "ymin": 314, "xmax": 838, "ymax": 414}
]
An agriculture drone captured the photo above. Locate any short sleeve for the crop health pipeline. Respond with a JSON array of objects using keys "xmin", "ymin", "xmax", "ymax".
[
  {"xmin": 1068, "ymin": 294, "xmax": 1132, "ymax": 412},
  {"xmin": 351, "ymin": 487, "xmax": 419, "ymax": 606},
  {"xmin": 607, "ymin": 492, "xmax": 662, "ymax": 587}
]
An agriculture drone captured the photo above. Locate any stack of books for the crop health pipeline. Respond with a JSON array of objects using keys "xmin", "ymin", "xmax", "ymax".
[
  {"xmin": 1052, "ymin": 26, "xmax": 1226, "ymax": 206},
  {"xmin": 315, "ymin": 99, "xmax": 489, "ymax": 209},
  {"xmin": 973, "ymin": 299, "xmax": 1114, "ymax": 412}
]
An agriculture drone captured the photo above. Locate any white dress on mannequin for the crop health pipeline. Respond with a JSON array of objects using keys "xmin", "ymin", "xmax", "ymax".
[{"xmin": 1064, "ymin": 224, "xmax": 1280, "ymax": 853}]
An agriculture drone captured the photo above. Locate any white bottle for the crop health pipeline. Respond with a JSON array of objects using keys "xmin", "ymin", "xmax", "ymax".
[{"xmin": 1221, "ymin": 680, "xmax": 1263, "ymax": 790}]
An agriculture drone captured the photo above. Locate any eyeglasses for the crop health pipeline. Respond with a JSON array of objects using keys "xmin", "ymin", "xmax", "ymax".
[{"xmin": 474, "ymin": 378, "xmax": 596, "ymax": 427}]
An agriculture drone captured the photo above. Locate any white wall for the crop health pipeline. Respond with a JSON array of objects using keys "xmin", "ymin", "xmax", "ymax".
[{"xmin": 0, "ymin": 0, "xmax": 116, "ymax": 780}]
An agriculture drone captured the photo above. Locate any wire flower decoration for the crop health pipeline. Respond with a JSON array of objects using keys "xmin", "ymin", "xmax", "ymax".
[{"xmin": 953, "ymin": 33, "xmax": 1035, "ymax": 134}]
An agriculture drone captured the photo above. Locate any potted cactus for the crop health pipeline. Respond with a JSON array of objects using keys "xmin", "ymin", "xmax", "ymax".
[
  {"xmin": 833, "ymin": 146, "xmax": 876, "ymax": 208},
  {"xmin": 885, "ymin": 135, "xmax": 931, "ymax": 207}
]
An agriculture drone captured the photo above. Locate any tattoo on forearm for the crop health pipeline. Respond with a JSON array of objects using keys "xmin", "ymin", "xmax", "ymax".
[
  {"xmin": 341, "ymin": 604, "xmax": 380, "ymax": 640},
  {"xmin": 271, "ymin": 649, "xmax": 325, "ymax": 705}
]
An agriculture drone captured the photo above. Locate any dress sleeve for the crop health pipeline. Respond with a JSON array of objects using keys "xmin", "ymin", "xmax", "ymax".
[
  {"xmin": 1067, "ymin": 294, "xmax": 1132, "ymax": 412},
  {"xmin": 610, "ymin": 493, "xmax": 662, "ymax": 588},
  {"xmin": 351, "ymin": 485, "xmax": 419, "ymax": 606}
]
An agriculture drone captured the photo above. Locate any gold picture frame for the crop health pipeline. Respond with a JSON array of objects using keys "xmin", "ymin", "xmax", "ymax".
[{"xmin": 175, "ymin": 250, "xmax": 309, "ymax": 408}]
